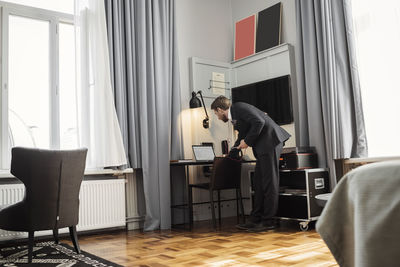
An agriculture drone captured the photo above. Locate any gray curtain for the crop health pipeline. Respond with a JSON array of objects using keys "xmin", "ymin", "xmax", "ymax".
[
  {"xmin": 104, "ymin": 0, "xmax": 183, "ymax": 230},
  {"xmin": 295, "ymin": 0, "xmax": 368, "ymax": 187}
]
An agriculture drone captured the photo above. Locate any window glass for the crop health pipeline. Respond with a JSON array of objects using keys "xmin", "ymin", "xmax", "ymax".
[
  {"xmin": 8, "ymin": 15, "xmax": 50, "ymax": 149},
  {"xmin": 351, "ymin": 0, "xmax": 400, "ymax": 157}
]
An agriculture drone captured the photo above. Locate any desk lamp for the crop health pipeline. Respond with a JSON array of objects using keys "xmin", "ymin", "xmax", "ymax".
[{"xmin": 189, "ymin": 91, "xmax": 209, "ymax": 128}]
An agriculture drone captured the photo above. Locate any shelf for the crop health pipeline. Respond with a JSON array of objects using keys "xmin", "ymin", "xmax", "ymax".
[
  {"xmin": 279, "ymin": 192, "xmax": 307, "ymax": 197},
  {"xmin": 279, "ymin": 168, "xmax": 328, "ymax": 173},
  {"xmin": 279, "ymin": 187, "xmax": 307, "ymax": 196}
]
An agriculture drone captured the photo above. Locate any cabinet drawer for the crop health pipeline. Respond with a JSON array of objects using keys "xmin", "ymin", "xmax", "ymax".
[{"xmin": 280, "ymin": 171, "xmax": 307, "ymax": 189}]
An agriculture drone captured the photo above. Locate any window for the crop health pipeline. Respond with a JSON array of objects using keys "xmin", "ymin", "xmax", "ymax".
[
  {"xmin": 1, "ymin": 0, "xmax": 73, "ymax": 14},
  {"xmin": 0, "ymin": 2, "xmax": 76, "ymax": 168},
  {"xmin": 351, "ymin": 0, "xmax": 400, "ymax": 157}
]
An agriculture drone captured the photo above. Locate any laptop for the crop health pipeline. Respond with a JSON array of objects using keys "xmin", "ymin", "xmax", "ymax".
[{"xmin": 192, "ymin": 145, "xmax": 215, "ymax": 161}]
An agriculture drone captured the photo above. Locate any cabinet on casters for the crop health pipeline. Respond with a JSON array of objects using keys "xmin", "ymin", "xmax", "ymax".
[{"xmin": 276, "ymin": 168, "xmax": 330, "ymax": 231}]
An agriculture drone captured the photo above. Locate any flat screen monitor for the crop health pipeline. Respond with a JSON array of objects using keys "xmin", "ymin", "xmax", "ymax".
[{"xmin": 231, "ymin": 75, "xmax": 293, "ymax": 125}]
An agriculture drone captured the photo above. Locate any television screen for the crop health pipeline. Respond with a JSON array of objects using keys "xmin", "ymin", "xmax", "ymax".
[{"xmin": 231, "ymin": 75, "xmax": 293, "ymax": 125}]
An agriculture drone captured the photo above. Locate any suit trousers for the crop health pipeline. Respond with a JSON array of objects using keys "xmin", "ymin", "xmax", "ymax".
[{"xmin": 251, "ymin": 143, "xmax": 283, "ymax": 221}]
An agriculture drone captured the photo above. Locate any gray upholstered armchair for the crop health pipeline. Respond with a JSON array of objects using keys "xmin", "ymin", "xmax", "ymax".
[{"xmin": 0, "ymin": 147, "xmax": 87, "ymax": 263}]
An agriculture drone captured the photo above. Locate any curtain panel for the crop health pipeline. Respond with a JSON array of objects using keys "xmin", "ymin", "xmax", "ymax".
[
  {"xmin": 295, "ymin": 0, "xmax": 368, "ymax": 187},
  {"xmin": 74, "ymin": 0, "xmax": 127, "ymax": 169},
  {"xmin": 104, "ymin": 0, "xmax": 183, "ymax": 230}
]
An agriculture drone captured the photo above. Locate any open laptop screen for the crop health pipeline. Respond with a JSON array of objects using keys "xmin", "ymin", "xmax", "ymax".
[{"xmin": 192, "ymin": 145, "xmax": 215, "ymax": 161}]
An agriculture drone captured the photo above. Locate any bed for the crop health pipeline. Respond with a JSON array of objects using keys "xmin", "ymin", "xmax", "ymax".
[{"xmin": 316, "ymin": 160, "xmax": 400, "ymax": 267}]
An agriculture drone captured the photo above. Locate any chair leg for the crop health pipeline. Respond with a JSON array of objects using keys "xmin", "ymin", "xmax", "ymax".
[
  {"xmin": 69, "ymin": 226, "xmax": 81, "ymax": 254},
  {"xmin": 28, "ymin": 231, "xmax": 34, "ymax": 263},
  {"xmin": 238, "ymin": 189, "xmax": 245, "ymax": 223},
  {"xmin": 209, "ymin": 189, "xmax": 216, "ymax": 229},
  {"xmin": 53, "ymin": 228, "xmax": 59, "ymax": 244},
  {"xmin": 217, "ymin": 190, "xmax": 221, "ymax": 227},
  {"xmin": 189, "ymin": 186, "xmax": 194, "ymax": 229}
]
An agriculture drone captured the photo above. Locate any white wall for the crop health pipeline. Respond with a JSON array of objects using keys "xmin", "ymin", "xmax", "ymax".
[
  {"xmin": 175, "ymin": 0, "xmax": 233, "ymax": 158},
  {"xmin": 230, "ymin": 0, "xmax": 297, "ymax": 48}
]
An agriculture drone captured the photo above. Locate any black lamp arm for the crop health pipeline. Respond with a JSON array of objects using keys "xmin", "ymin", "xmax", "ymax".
[{"xmin": 197, "ymin": 91, "xmax": 209, "ymax": 119}]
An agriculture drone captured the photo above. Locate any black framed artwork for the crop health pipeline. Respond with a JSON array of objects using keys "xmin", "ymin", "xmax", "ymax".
[{"xmin": 255, "ymin": 2, "xmax": 282, "ymax": 52}]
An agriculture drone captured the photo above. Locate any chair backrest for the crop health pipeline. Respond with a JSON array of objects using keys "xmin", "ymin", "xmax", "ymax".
[
  {"xmin": 10, "ymin": 147, "xmax": 87, "ymax": 231},
  {"xmin": 210, "ymin": 157, "xmax": 242, "ymax": 190}
]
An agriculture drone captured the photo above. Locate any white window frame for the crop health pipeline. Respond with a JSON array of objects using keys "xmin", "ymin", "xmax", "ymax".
[{"xmin": 0, "ymin": 1, "xmax": 73, "ymax": 169}]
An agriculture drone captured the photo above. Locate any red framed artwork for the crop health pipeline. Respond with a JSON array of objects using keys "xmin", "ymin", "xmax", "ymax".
[{"xmin": 234, "ymin": 14, "xmax": 256, "ymax": 61}]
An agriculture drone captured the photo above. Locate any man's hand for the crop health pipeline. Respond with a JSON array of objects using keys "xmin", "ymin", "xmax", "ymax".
[{"xmin": 237, "ymin": 139, "xmax": 248, "ymax": 149}]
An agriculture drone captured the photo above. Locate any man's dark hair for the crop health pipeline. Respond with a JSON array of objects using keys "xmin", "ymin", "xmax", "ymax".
[{"xmin": 211, "ymin": 96, "xmax": 231, "ymax": 111}]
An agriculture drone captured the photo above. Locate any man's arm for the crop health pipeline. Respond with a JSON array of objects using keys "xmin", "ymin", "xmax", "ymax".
[
  {"xmin": 236, "ymin": 104, "xmax": 265, "ymax": 147},
  {"xmin": 233, "ymin": 130, "xmax": 245, "ymax": 148}
]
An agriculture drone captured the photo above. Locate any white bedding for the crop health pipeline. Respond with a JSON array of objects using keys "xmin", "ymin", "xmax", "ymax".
[{"xmin": 316, "ymin": 160, "xmax": 400, "ymax": 267}]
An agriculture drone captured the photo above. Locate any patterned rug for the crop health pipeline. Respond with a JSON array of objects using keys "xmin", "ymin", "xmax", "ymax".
[{"xmin": 0, "ymin": 241, "xmax": 122, "ymax": 266}]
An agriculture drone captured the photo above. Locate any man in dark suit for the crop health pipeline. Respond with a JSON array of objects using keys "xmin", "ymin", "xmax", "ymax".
[{"xmin": 211, "ymin": 96, "xmax": 291, "ymax": 231}]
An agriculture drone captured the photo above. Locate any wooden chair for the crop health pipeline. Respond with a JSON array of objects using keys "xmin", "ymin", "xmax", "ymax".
[
  {"xmin": 0, "ymin": 147, "xmax": 87, "ymax": 263},
  {"xmin": 189, "ymin": 157, "xmax": 245, "ymax": 229}
]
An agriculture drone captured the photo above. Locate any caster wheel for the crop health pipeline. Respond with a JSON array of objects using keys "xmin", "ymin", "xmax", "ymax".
[{"xmin": 299, "ymin": 222, "xmax": 309, "ymax": 231}]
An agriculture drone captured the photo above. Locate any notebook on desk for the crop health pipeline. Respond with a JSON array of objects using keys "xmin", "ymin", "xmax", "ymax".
[{"xmin": 192, "ymin": 145, "xmax": 215, "ymax": 161}]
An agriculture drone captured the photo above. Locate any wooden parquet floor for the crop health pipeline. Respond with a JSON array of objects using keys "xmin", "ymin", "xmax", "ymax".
[{"xmin": 62, "ymin": 219, "xmax": 338, "ymax": 267}]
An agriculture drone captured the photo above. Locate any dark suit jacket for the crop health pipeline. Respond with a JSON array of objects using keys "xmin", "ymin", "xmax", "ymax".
[{"xmin": 231, "ymin": 102, "xmax": 291, "ymax": 157}]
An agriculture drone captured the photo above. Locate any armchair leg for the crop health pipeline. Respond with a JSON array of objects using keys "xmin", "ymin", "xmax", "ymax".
[
  {"xmin": 69, "ymin": 226, "xmax": 81, "ymax": 254},
  {"xmin": 53, "ymin": 228, "xmax": 59, "ymax": 244},
  {"xmin": 28, "ymin": 231, "xmax": 34, "ymax": 263},
  {"xmin": 209, "ymin": 189, "xmax": 216, "ymax": 230}
]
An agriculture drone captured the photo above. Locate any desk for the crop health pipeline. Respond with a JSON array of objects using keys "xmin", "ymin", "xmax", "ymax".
[{"xmin": 170, "ymin": 159, "xmax": 256, "ymax": 227}]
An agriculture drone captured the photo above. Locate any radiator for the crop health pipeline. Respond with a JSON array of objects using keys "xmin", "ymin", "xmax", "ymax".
[
  {"xmin": 0, "ymin": 184, "xmax": 25, "ymax": 239},
  {"xmin": 0, "ymin": 179, "xmax": 126, "ymax": 241}
]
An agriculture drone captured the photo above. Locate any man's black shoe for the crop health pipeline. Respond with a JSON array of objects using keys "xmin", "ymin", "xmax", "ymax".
[
  {"xmin": 246, "ymin": 222, "xmax": 276, "ymax": 232},
  {"xmin": 235, "ymin": 221, "xmax": 260, "ymax": 230}
]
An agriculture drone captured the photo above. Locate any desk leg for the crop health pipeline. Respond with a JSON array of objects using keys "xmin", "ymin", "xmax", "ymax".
[{"xmin": 187, "ymin": 165, "xmax": 194, "ymax": 229}]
